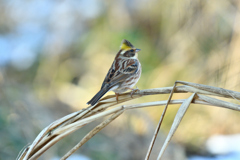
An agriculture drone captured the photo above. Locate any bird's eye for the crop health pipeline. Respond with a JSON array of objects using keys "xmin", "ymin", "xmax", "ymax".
[{"xmin": 130, "ymin": 49, "xmax": 134, "ymax": 52}]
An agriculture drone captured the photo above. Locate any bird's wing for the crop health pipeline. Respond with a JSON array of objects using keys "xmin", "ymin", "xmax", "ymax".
[{"xmin": 101, "ymin": 59, "xmax": 139, "ymax": 90}]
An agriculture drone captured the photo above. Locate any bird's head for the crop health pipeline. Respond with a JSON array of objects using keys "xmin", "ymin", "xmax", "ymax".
[{"xmin": 119, "ymin": 39, "xmax": 141, "ymax": 58}]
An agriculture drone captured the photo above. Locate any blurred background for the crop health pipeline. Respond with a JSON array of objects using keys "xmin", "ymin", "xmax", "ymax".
[{"xmin": 1, "ymin": 0, "xmax": 240, "ymax": 160}]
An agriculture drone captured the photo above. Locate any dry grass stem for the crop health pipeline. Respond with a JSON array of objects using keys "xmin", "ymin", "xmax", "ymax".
[
  {"xmin": 145, "ymin": 81, "xmax": 178, "ymax": 160},
  {"xmin": 17, "ymin": 81, "xmax": 240, "ymax": 160},
  {"xmin": 60, "ymin": 109, "xmax": 124, "ymax": 160},
  {"xmin": 157, "ymin": 93, "xmax": 196, "ymax": 160}
]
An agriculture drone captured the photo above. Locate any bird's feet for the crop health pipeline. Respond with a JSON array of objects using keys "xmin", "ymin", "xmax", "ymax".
[
  {"xmin": 115, "ymin": 93, "xmax": 119, "ymax": 103},
  {"xmin": 128, "ymin": 87, "xmax": 140, "ymax": 98}
]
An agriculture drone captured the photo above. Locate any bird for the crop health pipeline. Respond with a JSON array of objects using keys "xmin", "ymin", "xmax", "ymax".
[{"xmin": 87, "ymin": 39, "xmax": 142, "ymax": 106}]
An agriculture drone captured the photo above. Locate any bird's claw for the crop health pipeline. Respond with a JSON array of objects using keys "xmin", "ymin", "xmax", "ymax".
[
  {"xmin": 115, "ymin": 93, "xmax": 119, "ymax": 103},
  {"xmin": 130, "ymin": 88, "xmax": 140, "ymax": 98}
]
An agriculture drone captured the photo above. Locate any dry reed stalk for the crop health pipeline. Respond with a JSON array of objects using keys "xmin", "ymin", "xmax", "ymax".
[
  {"xmin": 60, "ymin": 109, "xmax": 124, "ymax": 160},
  {"xmin": 17, "ymin": 81, "xmax": 240, "ymax": 160}
]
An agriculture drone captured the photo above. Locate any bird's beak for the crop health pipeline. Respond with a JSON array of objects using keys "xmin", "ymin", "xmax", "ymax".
[{"xmin": 135, "ymin": 48, "xmax": 141, "ymax": 52}]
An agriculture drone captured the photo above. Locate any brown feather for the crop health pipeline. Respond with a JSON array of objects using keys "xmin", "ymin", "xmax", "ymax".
[{"xmin": 87, "ymin": 40, "xmax": 141, "ymax": 106}]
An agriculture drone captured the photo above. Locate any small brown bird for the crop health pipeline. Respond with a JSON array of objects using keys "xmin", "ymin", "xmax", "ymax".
[{"xmin": 87, "ymin": 39, "xmax": 142, "ymax": 106}]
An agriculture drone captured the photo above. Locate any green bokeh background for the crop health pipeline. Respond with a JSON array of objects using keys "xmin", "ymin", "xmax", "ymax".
[{"xmin": 1, "ymin": 0, "xmax": 240, "ymax": 159}]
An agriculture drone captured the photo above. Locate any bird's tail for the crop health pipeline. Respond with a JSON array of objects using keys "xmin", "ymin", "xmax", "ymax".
[{"xmin": 87, "ymin": 88, "xmax": 110, "ymax": 106}]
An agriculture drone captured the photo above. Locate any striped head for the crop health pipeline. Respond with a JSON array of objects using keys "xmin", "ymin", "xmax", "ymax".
[{"xmin": 119, "ymin": 39, "xmax": 141, "ymax": 58}]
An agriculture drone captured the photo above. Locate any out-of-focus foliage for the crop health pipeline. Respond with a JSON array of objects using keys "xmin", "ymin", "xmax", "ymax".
[{"xmin": 0, "ymin": 0, "xmax": 240, "ymax": 159}]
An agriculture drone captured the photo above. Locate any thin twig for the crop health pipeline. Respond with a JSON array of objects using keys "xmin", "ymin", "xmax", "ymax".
[
  {"xmin": 27, "ymin": 106, "xmax": 124, "ymax": 160},
  {"xmin": 60, "ymin": 108, "xmax": 124, "ymax": 160},
  {"xmin": 177, "ymin": 81, "xmax": 240, "ymax": 99},
  {"xmin": 145, "ymin": 82, "xmax": 178, "ymax": 160},
  {"xmin": 157, "ymin": 93, "xmax": 196, "ymax": 160},
  {"xmin": 17, "ymin": 82, "xmax": 240, "ymax": 160}
]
